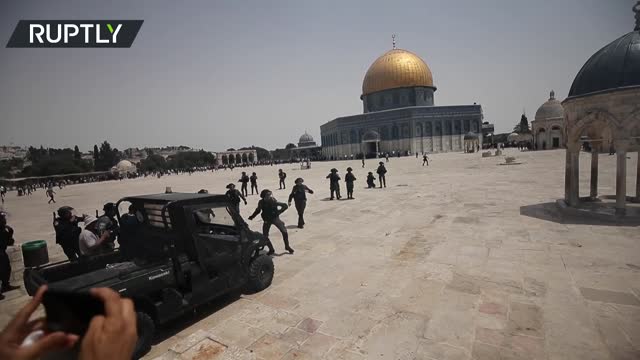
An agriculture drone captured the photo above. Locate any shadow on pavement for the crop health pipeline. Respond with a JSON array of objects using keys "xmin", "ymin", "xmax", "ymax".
[
  {"xmin": 151, "ymin": 292, "xmax": 240, "ymax": 346},
  {"xmin": 520, "ymin": 202, "xmax": 640, "ymax": 226}
]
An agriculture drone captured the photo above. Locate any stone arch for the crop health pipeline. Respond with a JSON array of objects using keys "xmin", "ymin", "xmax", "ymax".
[
  {"xmin": 222, "ymin": 155, "xmax": 228, "ymax": 165},
  {"xmin": 248, "ymin": 153, "xmax": 255, "ymax": 163},
  {"xmin": 235, "ymin": 153, "xmax": 241, "ymax": 164},
  {"xmin": 569, "ymin": 109, "xmax": 620, "ymax": 143},
  {"xmin": 416, "ymin": 123, "xmax": 423, "ymax": 137},
  {"xmin": 242, "ymin": 153, "xmax": 248, "ymax": 163}
]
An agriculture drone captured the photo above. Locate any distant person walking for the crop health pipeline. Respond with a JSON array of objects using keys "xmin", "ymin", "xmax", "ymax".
[
  {"xmin": 238, "ymin": 172, "xmax": 250, "ymax": 197},
  {"xmin": 361, "ymin": 156, "xmax": 365, "ymax": 168},
  {"xmin": 250, "ymin": 172, "xmax": 259, "ymax": 195},
  {"xmin": 385, "ymin": 153, "xmax": 389, "ymax": 162},
  {"xmin": 0, "ymin": 186, "xmax": 5, "ymax": 204},
  {"xmin": 288, "ymin": 178, "xmax": 314, "ymax": 229},
  {"xmin": 225, "ymin": 183, "xmax": 247, "ymax": 214},
  {"xmin": 46, "ymin": 187, "xmax": 56, "ymax": 204},
  {"xmin": 278, "ymin": 169, "xmax": 287, "ymax": 190},
  {"xmin": 326, "ymin": 168, "xmax": 342, "ymax": 200},
  {"xmin": 248, "ymin": 189, "xmax": 293, "ymax": 255},
  {"xmin": 345, "ymin": 167, "xmax": 356, "ymax": 199},
  {"xmin": 422, "ymin": 154, "xmax": 429, "ymax": 166},
  {"xmin": 376, "ymin": 162, "xmax": 387, "ymax": 188}
]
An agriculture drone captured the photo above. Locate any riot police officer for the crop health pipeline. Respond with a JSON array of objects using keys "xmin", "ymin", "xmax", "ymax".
[{"xmin": 53, "ymin": 206, "xmax": 83, "ymax": 261}]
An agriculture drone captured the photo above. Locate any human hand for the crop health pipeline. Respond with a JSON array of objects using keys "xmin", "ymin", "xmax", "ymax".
[
  {"xmin": 244, "ymin": 200, "xmax": 247, "ymax": 205},
  {"xmin": 0, "ymin": 286, "xmax": 78, "ymax": 360},
  {"xmin": 79, "ymin": 288, "xmax": 137, "ymax": 360}
]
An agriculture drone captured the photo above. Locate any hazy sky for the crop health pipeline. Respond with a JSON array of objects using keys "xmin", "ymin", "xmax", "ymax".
[{"xmin": 0, "ymin": 0, "xmax": 635, "ymax": 152}]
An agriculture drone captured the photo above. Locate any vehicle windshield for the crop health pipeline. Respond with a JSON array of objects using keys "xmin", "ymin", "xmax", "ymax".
[{"xmin": 194, "ymin": 205, "xmax": 234, "ymax": 227}]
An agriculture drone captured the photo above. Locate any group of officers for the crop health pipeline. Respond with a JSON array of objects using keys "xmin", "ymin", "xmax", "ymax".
[
  {"xmin": 220, "ymin": 161, "xmax": 391, "ymax": 256},
  {"xmin": 52, "ymin": 202, "xmax": 134, "ymax": 261}
]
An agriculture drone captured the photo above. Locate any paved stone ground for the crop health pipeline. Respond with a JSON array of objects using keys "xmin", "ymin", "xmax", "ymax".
[{"xmin": 0, "ymin": 149, "xmax": 639, "ymax": 360}]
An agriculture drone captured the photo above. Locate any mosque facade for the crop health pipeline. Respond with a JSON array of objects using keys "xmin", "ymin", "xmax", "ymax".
[
  {"xmin": 531, "ymin": 90, "xmax": 566, "ymax": 150},
  {"xmin": 320, "ymin": 45, "xmax": 484, "ymax": 159}
]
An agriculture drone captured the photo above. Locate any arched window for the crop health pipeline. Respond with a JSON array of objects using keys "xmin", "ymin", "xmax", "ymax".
[
  {"xmin": 425, "ymin": 122, "xmax": 432, "ymax": 136},
  {"xmin": 392, "ymin": 125, "xmax": 399, "ymax": 139},
  {"xmin": 350, "ymin": 129, "xmax": 358, "ymax": 144},
  {"xmin": 380, "ymin": 126, "xmax": 389, "ymax": 140},
  {"xmin": 444, "ymin": 120, "xmax": 451, "ymax": 135},
  {"xmin": 416, "ymin": 123, "xmax": 423, "ymax": 137},
  {"xmin": 402, "ymin": 124, "xmax": 410, "ymax": 138},
  {"xmin": 393, "ymin": 93, "xmax": 400, "ymax": 105}
]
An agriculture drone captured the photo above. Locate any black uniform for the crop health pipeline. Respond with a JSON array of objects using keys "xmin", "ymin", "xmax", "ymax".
[
  {"xmin": 279, "ymin": 171, "xmax": 287, "ymax": 189},
  {"xmin": 239, "ymin": 174, "xmax": 250, "ymax": 197},
  {"xmin": 250, "ymin": 174, "xmax": 259, "ymax": 194},
  {"xmin": 376, "ymin": 164, "xmax": 387, "ymax": 188},
  {"xmin": 345, "ymin": 172, "xmax": 357, "ymax": 199},
  {"xmin": 54, "ymin": 217, "xmax": 82, "ymax": 261},
  {"xmin": 423, "ymin": 155, "xmax": 429, "ymax": 166},
  {"xmin": 0, "ymin": 224, "xmax": 14, "ymax": 291},
  {"xmin": 366, "ymin": 173, "xmax": 376, "ymax": 188},
  {"xmin": 249, "ymin": 199, "xmax": 291, "ymax": 253},
  {"xmin": 225, "ymin": 189, "xmax": 246, "ymax": 214},
  {"xmin": 288, "ymin": 184, "xmax": 314, "ymax": 228},
  {"xmin": 326, "ymin": 173, "xmax": 341, "ymax": 200}
]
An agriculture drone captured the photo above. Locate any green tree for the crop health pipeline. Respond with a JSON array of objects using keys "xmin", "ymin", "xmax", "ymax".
[
  {"xmin": 285, "ymin": 143, "xmax": 297, "ymax": 150},
  {"xmin": 74, "ymin": 145, "xmax": 82, "ymax": 160},
  {"xmin": 138, "ymin": 154, "xmax": 167, "ymax": 172},
  {"xmin": 93, "ymin": 141, "xmax": 121, "ymax": 171},
  {"xmin": 513, "ymin": 114, "xmax": 530, "ymax": 133}
]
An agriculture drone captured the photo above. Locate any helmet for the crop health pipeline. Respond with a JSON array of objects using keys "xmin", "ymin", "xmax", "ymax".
[
  {"xmin": 103, "ymin": 202, "xmax": 116, "ymax": 212},
  {"xmin": 260, "ymin": 189, "xmax": 272, "ymax": 199},
  {"xmin": 346, "ymin": 167, "xmax": 353, "ymax": 171},
  {"xmin": 57, "ymin": 206, "xmax": 74, "ymax": 218}
]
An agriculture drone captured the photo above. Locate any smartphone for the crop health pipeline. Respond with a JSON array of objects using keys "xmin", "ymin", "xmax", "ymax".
[{"xmin": 42, "ymin": 289, "xmax": 105, "ymax": 336}]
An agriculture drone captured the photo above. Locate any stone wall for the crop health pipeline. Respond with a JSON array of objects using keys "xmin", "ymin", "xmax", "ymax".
[
  {"xmin": 363, "ymin": 87, "xmax": 435, "ymax": 113},
  {"xmin": 321, "ymin": 104, "xmax": 483, "ymax": 158}
]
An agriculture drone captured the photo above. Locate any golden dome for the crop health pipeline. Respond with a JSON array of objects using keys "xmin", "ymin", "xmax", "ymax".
[{"xmin": 362, "ymin": 48, "xmax": 434, "ymax": 96}]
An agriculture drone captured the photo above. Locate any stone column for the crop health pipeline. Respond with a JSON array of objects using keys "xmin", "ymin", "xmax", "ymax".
[
  {"xmin": 615, "ymin": 146, "xmax": 627, "ymax": 215},
  {"xmin": 590, "ymin": 145, "xmax": 599, "ymax": 199},
  {"xmin": 565, "ymin": 143, "xmax": 580, "ymax": 206},
  {"xmin": 636, "ymin": 151, "xmax": 640, "ymax": 201},
  {"xmin": 451, "ymin": 120, "xmax": 455, "ymax": 151}
]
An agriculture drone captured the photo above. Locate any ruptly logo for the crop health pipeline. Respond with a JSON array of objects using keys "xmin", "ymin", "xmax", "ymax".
[{"xmin": 6, "ymin": 20, "xmax": 143, "ymax": 48}]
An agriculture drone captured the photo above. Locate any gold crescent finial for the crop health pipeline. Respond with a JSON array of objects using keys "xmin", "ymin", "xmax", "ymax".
[{"xmin": 392, "ymin": 34, "xmax": 396, "ymax": 49}]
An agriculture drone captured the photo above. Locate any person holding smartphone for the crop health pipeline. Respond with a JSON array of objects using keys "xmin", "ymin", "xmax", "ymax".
[{"xmin": 0, "ymin": 286, "xmax": 137, "ymax": 360}]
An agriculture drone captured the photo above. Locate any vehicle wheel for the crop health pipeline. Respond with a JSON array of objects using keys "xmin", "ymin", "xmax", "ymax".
[
  {"xmin": 132, "ymin": 312, "xmax": 155, "ymax": 360},
  {"xmin": 248, "ymin": 255, "xmax": 274, "ymax": 292}
]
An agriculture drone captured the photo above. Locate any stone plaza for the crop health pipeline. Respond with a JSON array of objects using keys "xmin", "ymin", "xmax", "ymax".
[{"xmin": 0, "ymin": 149, "xmax": 639, "ymax": 360}]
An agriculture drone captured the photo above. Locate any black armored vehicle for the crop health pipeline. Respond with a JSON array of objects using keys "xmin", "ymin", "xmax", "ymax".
[{"xmin": 24, "ymin": 193, "xmax": 275, "ymax": 358}]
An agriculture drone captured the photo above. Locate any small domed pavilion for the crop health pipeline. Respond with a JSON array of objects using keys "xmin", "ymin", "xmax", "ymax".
[{"xmin": 562, "ymin": 3, "xmax": 640, "ymax": 216}]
